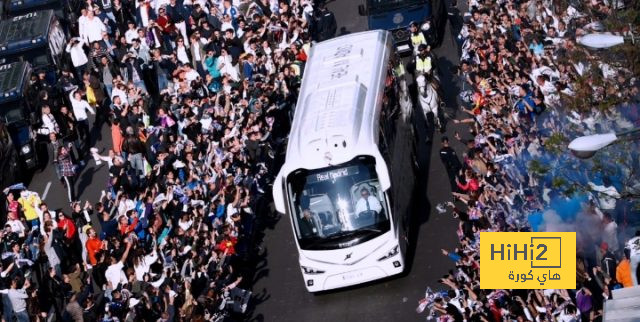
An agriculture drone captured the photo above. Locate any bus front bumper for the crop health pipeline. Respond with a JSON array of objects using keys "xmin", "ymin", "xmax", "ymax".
[{"xmin": 301, "ymin": 252, "xmax": 405, "ymax": 293}]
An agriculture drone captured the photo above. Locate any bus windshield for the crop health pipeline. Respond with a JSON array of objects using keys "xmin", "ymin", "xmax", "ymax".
[
  {"xmin": 286, "ymin": 156, "xmax": 390, "ymax": 251},
  {"xmin": 2, "ymin": 50, "xmax": 50, "ymax": 69},
  {"xmin": 367, "ymin": 0, "xmax": 427, "ymax": 14},
  {"xmin": 23, "ymin": 50, "xmax": 51, "ymax": 68},
  {"xmin": 0, "ymin": 102, "xmax": 25, "ymax": 124}
]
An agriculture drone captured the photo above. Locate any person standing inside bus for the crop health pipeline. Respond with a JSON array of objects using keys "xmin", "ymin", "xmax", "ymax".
[
  {"xmin": 354, "ymin": 188, "xmax": 382, "ymax": 216},
  {"xmin": 299, "ymin": 209, "xmax": 319, "ymax": 237}
]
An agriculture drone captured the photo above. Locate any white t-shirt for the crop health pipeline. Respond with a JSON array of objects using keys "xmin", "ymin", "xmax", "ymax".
[
  {"xmin": 111, "ymin": 87, "xmax": 128, "ymax": 102},
  {"xmin": 69, "ymin": 92, "xmax": 95, "ymax": 121},
  {"xmin": 178, "ymin": 219, "xmax": 193, "ymax": 231},
  {"xmin": 185, "ymin": 69, "xmax": 199, "ymax": 82},
  {"xmin": 125, "ymin": 29, "xmax": 139, "ymax": 44},
  {"xmin": 84, "ymin": 17, "xmax": 107, "ymax": 43},
  {"xmin": 354, "ymin": 195, "xmax": 382, "ymax": 215},
  {"xmin": 134, "ymin": 251, "xmax": 158, "ymax": 281},
  {"xmin": 6, "ymin": 219, "xmax": 25, "ymax": 236},
  {"xmin": 177, "ymin": 46, "xmax": 190, "ymax": 64},
  {"xmin": 105, "ymin": 262, "xmax": 127, "ymax": 289},
  {"xmin": 140, "ymin": 6, "xmax": 150, "ymax": 27}
]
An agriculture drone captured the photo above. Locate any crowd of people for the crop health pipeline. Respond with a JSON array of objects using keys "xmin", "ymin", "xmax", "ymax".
[
  {"xmin": 3, "ymin": 0, "xmax": 640, "ymax": 320},
  {"xmin": 424, "ymin": 0, "xmax": 640, "ymax": 321},
  {"xmin": 1, "ymin": 0, "xmax": 339, "ymax": 321}
]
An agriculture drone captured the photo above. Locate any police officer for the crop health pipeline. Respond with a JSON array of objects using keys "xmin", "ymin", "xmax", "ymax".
[
  {"xmin": 409, "ymin": 21, "xmax": 427, "ymax": 55},
  {"xmin": 439, "ymin": 137, "xmax": 462, "ymax": 192},
  {"xmin": 414, "ymin": 44, "xmax": 433, "ymax": 75},
  {"xmin": 447, "ymin": 0, "xmax": 461, "ymax": 40},
  {"xmin": 313, "ymin": 2, "xmax": 337, "ymax": 42}
]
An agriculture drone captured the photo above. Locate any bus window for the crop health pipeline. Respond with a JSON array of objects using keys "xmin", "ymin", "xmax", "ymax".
[
  {"xmin": 286, "ymin": 156, "xmax": 390, "ymax": 250},
  {"xmin": 48, "ymin": 20, "xmax": 65, "ymax": 56},
  {"xmin": 367, "ymin": 0, "xmax": 427, "ymax": 14}
]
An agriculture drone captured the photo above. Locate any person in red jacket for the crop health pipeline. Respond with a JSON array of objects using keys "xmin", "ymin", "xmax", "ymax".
[
  {"xmin": 85, "ymin": 227, "xmax": 103, "ymax": 266},
  {"xmin": 57, "ymin": 213, "xmax": 77, "ymax": 241},
  {"xmin": 118, "ymin": 211, "xmax": 139, "ymax": 236},
  {"xmin": 456, "ymin": 170, "xmax": 479, "ymax": 193}
]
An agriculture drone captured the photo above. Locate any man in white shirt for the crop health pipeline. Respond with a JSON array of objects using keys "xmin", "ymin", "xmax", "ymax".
[
  {"xmin": 105, "ymin": 239, "xmax": 132, "ymax": 290},
  {"xmin": 77, "ymin": 9, "xmax": 89, "ymax": 41},
  {"xmin": 0, "ymin": 278, "xmax": 31, "ymax": 322},
  {"xmin": 111, "ymin": 84, "xmax": 128, "ymax": 104},
  {"xmin": 82, "ymin": 10, "xmax": 108, "ymax": 43},
  {"xmin": 220, "ymin": 14, "xmax": 234, "ymax": 33},
  {"xmin": 184, "ymin": 64, "xmax": 200, "ymax": 83},
  {"xmin": 69, "ymin": 89, "xmax": 96, "ymax": 151},
  {"xmin": 125, "ymin": 22, "xmax": 140, "ymax": 44},
  {"xmin": 65, "ymin": 38, "xmax": 89, "ymax": 80},
  {"xmin": 354, "ymin": 187, "xmax": 382, "ymax": 216}
]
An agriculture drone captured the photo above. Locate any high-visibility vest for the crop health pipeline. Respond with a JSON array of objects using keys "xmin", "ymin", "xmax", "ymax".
[
  {"xmin": 394, "ymin": 63, "xmax": 406, "ymax": 77},
  {"xmin": 416, "ymin": 56, "xmax": 432, "ymax": 73},
  {"xmin": 411, "ymin": 32, "xmax": 427, "ymax": 48}
]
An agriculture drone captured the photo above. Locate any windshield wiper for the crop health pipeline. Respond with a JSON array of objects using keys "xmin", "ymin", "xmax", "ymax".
[
  {"xmin": 355, "ymin": 226, "xmax": 383, "ymax": 234},
  {"xmin": 324, "ymin": 230, "xmax": 356, "ymax": 241}
]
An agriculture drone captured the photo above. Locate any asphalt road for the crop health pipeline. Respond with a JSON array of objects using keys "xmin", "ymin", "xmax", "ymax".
[
  {"xmin": 247, "ymin": 1, "xmax": 470, "ymax": 321},
  {"xmin": 22, "ymin": 1, "xmax": 470, "ymax": 321},
  {"xmin": 27, "ymin": 116, "xmax": 113, "ymax": 232}
]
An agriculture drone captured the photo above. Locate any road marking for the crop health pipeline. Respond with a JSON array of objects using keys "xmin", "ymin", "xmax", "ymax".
[{"xmin": 42, "ymin": 182, "xmax": 51, "ymax": 200}]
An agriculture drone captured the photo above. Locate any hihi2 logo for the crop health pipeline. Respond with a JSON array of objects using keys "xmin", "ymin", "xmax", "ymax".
[{"xmin": 480, "ymin": 232, "xmax": 576, "ymax": 289}]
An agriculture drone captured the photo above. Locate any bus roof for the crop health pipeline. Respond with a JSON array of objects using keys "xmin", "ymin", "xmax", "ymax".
[
  {"xmin": 0, "ymin": 61, "xmax": 30, "ymax": 105},
  {"xmin": 7, "ymin": 0, "xmax": 60, "ymax": 14},
  {"xmin": 0, "ymin": 10, "xmax": 53, "ymax": 56},
  {"xmin": 285, "ymin": 30, "xmax": 392, "ymax": 170}
]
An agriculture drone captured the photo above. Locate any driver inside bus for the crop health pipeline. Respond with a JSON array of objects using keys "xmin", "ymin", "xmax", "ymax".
[
  {"xmin": 300, "ymin": 209, "xmax": 320, "ymax": 237},
  {"xmin": 354, "ymin": 187, "xmax": 382, "ymax": 216}
]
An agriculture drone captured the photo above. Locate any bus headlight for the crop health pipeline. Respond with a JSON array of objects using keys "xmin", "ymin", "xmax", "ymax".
[
  {"xmin": 301, "ymin": 266, "xmax": 325, "ymax": 275},
  {"xmin": 377, "ymin": 245, "xmax": 399, "ymax": 261},
  {"xmin": 20, "ymin": 144, "xmax": 31, "ymax": 155}
]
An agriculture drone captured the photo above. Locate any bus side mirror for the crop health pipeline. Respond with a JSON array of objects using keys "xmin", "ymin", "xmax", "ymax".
[
  {"xmin": 358, "ymin": 4, "xmax": 367, "ymax": 16},
  {"xmin": 272, "ymin": 171, "xmax": 286, "ymax": 214}
]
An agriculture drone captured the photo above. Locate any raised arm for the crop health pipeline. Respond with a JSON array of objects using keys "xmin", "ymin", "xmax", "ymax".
[{"xmin": 120, "ymin": 240, "xmax": 133, "ymax": 264}]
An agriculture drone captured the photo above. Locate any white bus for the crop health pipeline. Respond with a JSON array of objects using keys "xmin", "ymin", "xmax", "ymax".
[{"xmin": 272, "ymin": 30, "xmax": 418, "ymax": 292}]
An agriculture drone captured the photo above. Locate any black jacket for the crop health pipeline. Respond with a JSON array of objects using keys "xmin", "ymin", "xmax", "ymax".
[
  {"xmin": 440, "ymin": 146, "xmax": 462, "ymax": 171},
  {"xmin": 122, "ymin": 135, "xmax": 147, "ymax": 155},
  {"xmin": 314, "ymin": 9, "xmax": 337, "ymax": 41}
]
